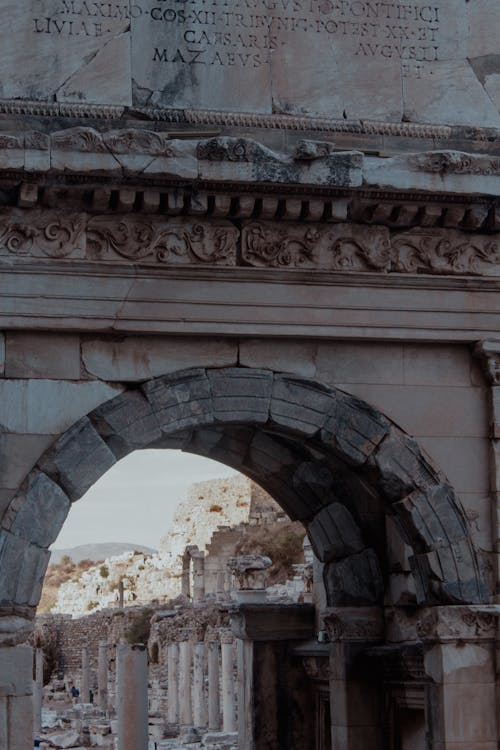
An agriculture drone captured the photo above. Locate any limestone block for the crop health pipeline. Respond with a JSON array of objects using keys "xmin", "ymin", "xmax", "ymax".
[
  {"xmin": 9, "ymin": 471, "xmax": 70, "ymax": 547},
  {"xmin": 393, "ymin": 485, "xmax": 468, "ymax": 550},
  {"xmin": 0, "ymin": 531, "xmax": 50, "ymax": 606},
  {"xmin": 0, "ymin": 645, "xmax": 32, "ymax": 696},
  {"xmin": 387, "ymin": 573, "xmax": 417, "ymax": 606},
  {"xmin": 0, "ymin": 2, "xmax": 131, "ymax": 104},
  {"xmin": 307, "ymin": 503, "xmax": 364, "ymax": 563},
  {"xmin": 208, "ymin": 368, "xmax": 272, "ymax": 424},
  {"xmin": 386, "ymin": 516, "xmax": 413, "ymax": 573},
  {"xmin": 270, "ymin": 376, "xmax": 334, "ymax": 436},
  {"xmin": 5, "ymin": 333, "xmax": 81, "ymax": 379},
  {"xmin": 45, "ymin": 730, "xmax": 81, "ymax": 748},
  {"xmin": 315, "ymin": 342, "xmax": 404, "ymax": 386},
  {"xmin": 323, "ymin": 549, "xmax": 384, "ymax": 607},
  {"xmin": 0, "ymin": 490, "xmax": 14, "ymax": 522},
  {"xmin": 82, "ymin": 336, "xmax": 237, "ymax": 381},
  {"xmin": 91, "ymin": 389, "xmax": 162, "ymax": 456},
  {"xmin": 424, "ymin": 643, "xmax": 494, "ymax": 685},
  {"xmin": 418, "ymin": 437, "xmax": 490, "ymax": 495},
  {"xmin": 411, "ymin": 539, "xmax": 487, "ymax": 604},
  {"xmin": 0, "ymin": 433, "xmax": 54, "ymax": 490},
  {"xmin": 38, "ymin": 417, "xmax": 116, "ymax": 501},
  {"xmin": 0, "ymin": 380, "xmax": 124, "ymax": 435},
  {"xmin": 370, "ymin": 432, "xmax": 441, "ymax": 501},
  {"xmin": 321, "ymin": 392, "xmax": 389, "ymax": 467},
  {"xmin": 142, "ymin": 139, "xmax": 198, "ymax": 180},
  {"xmin": 239, "ymin": 340, "xmax": 317, "ymax": 378},
  {"xmin": 403, "ymin": 345, "xmax": 473, "ymax": 387},
  {"xmin": 142, "ymin": 369, "xmax": 214, "ymax": 434}
]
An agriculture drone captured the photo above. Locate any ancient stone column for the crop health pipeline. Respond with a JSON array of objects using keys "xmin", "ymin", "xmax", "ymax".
[
  {"xmin": 0, "ymin": 643, "xmax": 33, "ymax": 750},
  {"xmin": 221, "ymin": 632, "xmax": 236, "ymax": 733},
  {"xmin": 208, "ymin": 639, "xmax": 220, "ymax": 730},
  {"xmin": 81, "ymin": 640, "xmax": 90, "ymax": 704},
  {"xmin": 116, "ymin": 643, "xmax": 148, "ymax": 750},
  {"xmin": 167, "ymin": 643, "xmax": 179, "ymax": 725},
  {"xmin": 33, "ymin": 647, "xmax": 43, "ymax": 734},
  {"xmin": 192, "ymin": 552, "xmax": 206, "ymax": 603},
  {"xmin": 193, "ymin": 642, "xmax": 207, "ymax": 729},
  {"xmin": 118, "ymin": 579, "xmax": 125, "ymax": 609},
  {"xmin": 181, "ymin": 549, "xmax": 191, "ymax": 600},
  {"xmin": 419, "ymin": 606, "xmax": 499, "ymax": 750},
  {"xmin": 97, "ymin": 639, "xmax": 108, "ymax": 712},
  {"xmin": 178, "ymin": 638, "xmax": 193, "ymax": 726}
]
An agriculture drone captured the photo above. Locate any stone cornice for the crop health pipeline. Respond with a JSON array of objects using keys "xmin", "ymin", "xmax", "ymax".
[{"xmin": 0, "ymin": 99, "xmax": 498, "ymax": 143}]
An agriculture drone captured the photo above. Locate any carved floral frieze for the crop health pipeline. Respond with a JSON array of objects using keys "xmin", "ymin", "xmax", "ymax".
[
  {"xmin": 87, "ymin": 217, "xmax": 238, "ymax": 266},
  {"xmin": 0, "ymin": 211, "xmax": 85, "ymax": 259},
  {"xmin": 242, "ymin": 222, "xmax": 500, "ymax": 276},
  {"xmin": 0, "ymin": 210, "xmax": 499, "ymax": 277}
]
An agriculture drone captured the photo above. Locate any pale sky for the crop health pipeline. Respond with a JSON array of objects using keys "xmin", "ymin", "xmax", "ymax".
[{"xmin": 53, "ymin": 450, "xmax": 238, "ymax": 550}]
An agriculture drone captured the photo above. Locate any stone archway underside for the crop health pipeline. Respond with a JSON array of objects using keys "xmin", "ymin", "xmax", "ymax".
[{"xmin": 0, "ymin": 367, "xmax": 487, "ymax": 618}]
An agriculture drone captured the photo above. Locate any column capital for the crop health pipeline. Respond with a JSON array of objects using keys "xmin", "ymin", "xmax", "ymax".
[
  {"xmin": 474, "ymin": 340, "xmax": 500, "ymax": 385},
  {"xmin": 321, "ymin": 607, "xmax": 384, "ymax": 643},
  {"xmin": 416, "ymin": 605, "xmax": 500, "ymax": 643}
]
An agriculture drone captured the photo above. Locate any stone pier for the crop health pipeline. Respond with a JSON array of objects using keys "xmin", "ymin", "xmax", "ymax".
[
  {"xmin": 81, "ymin": 640, "xmax": 90, "ymax": 704},
  {"xmin": 97, "ymin": 639, "xmax": 108, "ymax": 712},
  {"xmin": 167, "ymin": 642, "xmax": 179, "ymax": 726},
  {"xmin": 208, "ymin": 639, "xmax": 221, "ymax": 731},
  {"xmin": 0, "ymin": 644, "xmax": 33, "ymax": 750},
  {"xmin": 192, "ymin": 552, "xmax": 206, "ymax": 604},
  {"xmin": 116, "ymin": 643, "xmax": 148, "ymax": 750},
  {"xmin": 179, "ymin": 639, "xmax": 193, "ymax": 727},
  {"xmin": 33, "ymin": 647, "xmax": 43, "ymax": 734},
  {"xmin": 193, "ymin": 642, "xmax": 207, "ymax": 730},
  {"xmin": 221, "ymin": 633, "xmax": 236, "ymax": 733}
]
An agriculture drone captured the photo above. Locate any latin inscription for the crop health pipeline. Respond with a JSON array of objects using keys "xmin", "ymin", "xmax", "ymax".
[{"xmin": 31, "ymin": 1, "xmax": 444, "ymax": 75}]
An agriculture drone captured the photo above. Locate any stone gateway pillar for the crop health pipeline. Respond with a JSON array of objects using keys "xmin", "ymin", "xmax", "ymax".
[
  {"xmin": 33, "ymin": 647, "xmax": 43, "ymax": 734},
  {"xmin": 81, "ymin": 640, "xmax": 90, "ymax": 704},
  {"xmin": 116, "ymin": 643, "xmax": 149, "ymax": 750},
  {"xmin": 0, "ymin": 645, "xmax": 33, "ymax": 750},
  {"xmin": 167, "ymin": 642, "xmax": 179, "ymax": 726},
  {"xmin": 97, "ymin": 639, "xmax": 108, "ymax": 712}
]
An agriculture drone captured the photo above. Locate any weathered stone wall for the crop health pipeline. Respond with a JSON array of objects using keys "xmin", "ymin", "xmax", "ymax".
[
  {"xmin": 1, "ymin": 1, "xmax": 499, "ymax": 129},
  {"xmin": 0, "ymin": 334, "xmax": 488, "ymax": 563}
]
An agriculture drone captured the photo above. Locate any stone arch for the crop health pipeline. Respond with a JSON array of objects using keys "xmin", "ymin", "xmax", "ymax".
[{"xmin": 0, "ymin": 367, "xmax": 487, "ymax": 620}]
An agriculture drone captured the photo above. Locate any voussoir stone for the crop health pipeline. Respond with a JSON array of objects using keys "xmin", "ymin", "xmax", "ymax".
[
  {"xmin": 369, "ymin": 431, "xmax": 442, "ymax": 501},
  {"xmin": 323, "ymin": 548, "xmax": 384, "ymax": 607},
  {"xmin": 208, "ymin": 368, "xmax": 272, "ymax": 425},
  {"xmin": 38, "ymin": 417, "xmax": 116, "ymax": 502},
  {"xmin": 411, "ymin": 538, "xmax": 487, "ymax": 605},
  {"xmin": 90, "ymin": 389, "xmax": 162, "ymax": 457},
  {"xmin": 0, "ymin": 531, "xmax": 50, "ymax": 607},
  {"xmin": 393, "ymin": 484, "xmax": 468, "ymax": 552},
  {"xmin": 10, "ymin": 471, "xmax": 70, "ymax": 548},
  {"xmin": 142, "ymin": 369, "xmax": 214, "ymax": 434},
  {"xmin": 321, "ymin": 393, "xmax": 390, "ymax": 467},
  {"xmin": 270, "ymin": 376, "xmax": 335, "ymax": 437},
  {"xmin": 307, "ymin": 502, "xmax": 365, "ymax": 563}
]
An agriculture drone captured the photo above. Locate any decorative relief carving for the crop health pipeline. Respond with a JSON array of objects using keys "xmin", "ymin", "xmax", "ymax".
[
  {"xmin": 322, "ymin": 607, "xmax": 384, "ymax": 643},
  {"xmin": 242, "ymin": 223, "xmax": 320, "ymax": 268},
  {"xmin": 474, "ymin": 340, "xmax": 500, "ymax": 386},
  {"xmin": 0, "ymin": 211, "xmax": 85, "ymax": 258},
  {"xmin": 242, "ymin": 223, "xmax": 500, "ymax": 276},
  {"xmin": 52, "ymin": 127, "xmax": 108, "ymax": 153},
  {"xmin": 416, "ymin": 605, "xmax": 500, "ymax": 642},
  {"xmin": 104, "ymin": 129, "xmax": 173, "ymax": 156},
  {"xmin": 409, "ymin": 151, "xmax": 500, "ymax": 176},
  {"xmin": 87, "ymin": 217, "xmax": 238, "ymax": 266}
]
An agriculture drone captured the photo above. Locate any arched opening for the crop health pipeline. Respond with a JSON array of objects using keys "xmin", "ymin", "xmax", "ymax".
[{"xmin": 0, "ymin": 367, "xmax": 488, "ymax": 750}]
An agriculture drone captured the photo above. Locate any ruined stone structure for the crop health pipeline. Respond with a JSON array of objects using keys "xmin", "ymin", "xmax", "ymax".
[{"xmin": 1, "ymin": 1, "xmax": 500, "ymax": 748}]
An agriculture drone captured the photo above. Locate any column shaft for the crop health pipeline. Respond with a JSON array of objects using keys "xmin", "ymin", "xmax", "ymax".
[
  {"xmin": 221, "ymin": 640, "xmax": 236, "ymax": 733},
  {"xmin": 167, "ymin": 643, "xmax": 179, "ymax": 725},
  {"xmin": 33, "ymin": 647, "xmax": 43, "ymax": 734},
  {"xmin": 178, "ymin": 641, "xmax": 193, "ymax": 726},
  {"xmin": 208, "ymin": 641, "xmax": 220, "ymax": 731},
  {"xmin": 116, "ymin": 643, "xmax": 148, "ymax": 750},
  {"xmin": 97, "ymin": 640, "xmax": 108, "ymax": 712},
  {"xmin": 193, "ymin": 642, "xmax": 207, "ymax": 729},
  {"xmin": 81, "ymin": 643, "xmax": 90, "ymax": 704}
]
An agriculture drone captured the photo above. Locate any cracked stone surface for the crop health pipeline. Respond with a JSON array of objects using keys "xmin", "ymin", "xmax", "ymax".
[{"xmin": 0, "ymin": 1, "xmax": 499, "ymax": 127}]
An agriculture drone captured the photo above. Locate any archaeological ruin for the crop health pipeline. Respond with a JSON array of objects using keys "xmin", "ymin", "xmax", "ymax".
[{"xmin": 1, "ymin": 0, "xmax": 500, "ymax": 747}]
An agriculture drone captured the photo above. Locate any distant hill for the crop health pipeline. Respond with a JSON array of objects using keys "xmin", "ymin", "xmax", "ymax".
[{"xmin": 50, "ymin": 542, "xmax": 157, "ymax": 565}]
